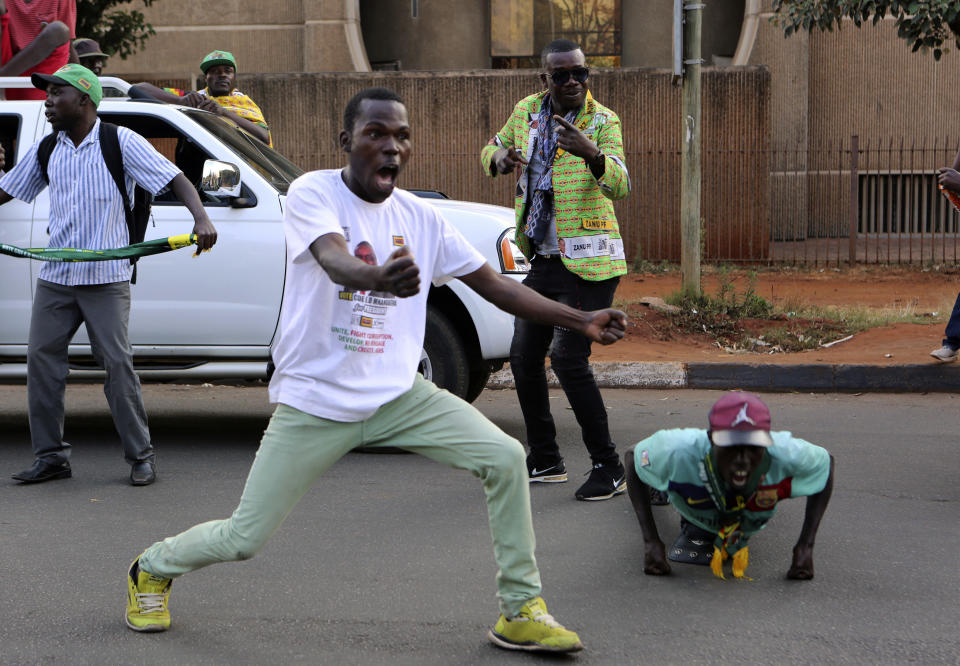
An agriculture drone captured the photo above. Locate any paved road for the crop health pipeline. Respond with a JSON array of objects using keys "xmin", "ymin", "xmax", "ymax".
[{"xmin": 0, "ymin": 384, "xmax": 957, "ymax": 664}]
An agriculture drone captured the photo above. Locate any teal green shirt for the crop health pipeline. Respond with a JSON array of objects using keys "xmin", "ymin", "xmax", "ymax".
[{"xmin": 633, "ymin": 428, "xmax": 831, "ymax": 539}]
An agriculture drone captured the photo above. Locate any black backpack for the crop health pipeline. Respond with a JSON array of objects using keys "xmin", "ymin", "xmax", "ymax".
[{"xmin": 37, "ymin": 121, "xmax": 154, "ymax": 283}]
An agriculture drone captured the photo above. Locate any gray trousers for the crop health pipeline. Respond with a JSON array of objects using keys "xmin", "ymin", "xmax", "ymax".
[{"xmin": 27, "ymin": 279, "xmax": 152, "ymax": 465}]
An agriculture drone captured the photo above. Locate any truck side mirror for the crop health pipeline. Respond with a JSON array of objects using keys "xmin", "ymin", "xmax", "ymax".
[{"xmin": 200, "ymin": 159, "xmax": 242, "ymax": 198}]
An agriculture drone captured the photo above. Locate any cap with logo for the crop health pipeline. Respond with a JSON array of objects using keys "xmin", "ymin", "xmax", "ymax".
[
  {"xmin": 73, "ymin": 38, "xmax": 109, "ymax": 59},
  {"xmin": 200, "ymin": 50, "xmax": 237, "ymax": 74},
  {"xmin": 708, "ymin": 391, "xmax": 773, "ymax": 448},
  {"xmin": 31, "ymin": 63, "xmax": 103, "ymax": 107}
]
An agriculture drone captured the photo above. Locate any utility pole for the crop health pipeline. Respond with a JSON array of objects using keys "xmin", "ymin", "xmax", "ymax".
[{"xmin": 676, "ymin": 0, "xmax": 704, "ymax": 296}]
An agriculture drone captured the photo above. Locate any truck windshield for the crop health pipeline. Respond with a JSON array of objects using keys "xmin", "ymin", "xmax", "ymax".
[{"xmin": 183, "ymin": 109, "xmax": 303, "ymax": 194}]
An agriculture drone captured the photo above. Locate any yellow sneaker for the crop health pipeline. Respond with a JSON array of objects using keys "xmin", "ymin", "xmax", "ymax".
[
  {"xmin": 487, "ymin": 597, "xmax": 584, "ymax": 653},
  {"xmin": 125, "ymin": 557, "xmax": 172, "ymax": 632}
]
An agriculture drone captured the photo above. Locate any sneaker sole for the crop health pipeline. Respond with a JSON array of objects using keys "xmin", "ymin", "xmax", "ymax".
[
  {"xmin": 528, "ymin": 474, "xmax": 568, "ymax": 483},
  {"xmin": 487, "ymin": 629, "xmax": 584, "ymax": 653},
  {"xmin": 575, "ymin": 481, "xmax": 627, "ymax": 501},
  {"xmin": 930, "ymin": 354, "xmax": 958, "ymax": 362},
  {"xmin": 125, "ymin": 615, "xmax": 169, "ymax": 632}
]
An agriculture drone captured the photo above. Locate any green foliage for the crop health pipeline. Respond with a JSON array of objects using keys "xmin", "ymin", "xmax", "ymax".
[
  {"xmin": 771, "ymin": 0, "xmax": 960, "ymax": 60},
  {"xmin": 77, "ymin": 0, "xmax": 155, "ymax": 60},
  {"xmin": 666, "ymin": 266, "xmax": 774, "ymax": 320},
  {"xmin": 658, "ymin": 267, "xmax": 938, "ymax": 352}
]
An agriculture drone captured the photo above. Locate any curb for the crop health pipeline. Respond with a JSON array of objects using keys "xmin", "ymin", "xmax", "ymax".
[{"xmin": 488, "ymin": 362, "xmax": 960, "ymax": 392}]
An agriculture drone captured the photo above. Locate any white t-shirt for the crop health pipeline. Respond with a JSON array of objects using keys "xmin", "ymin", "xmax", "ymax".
[{"xmin": 269, "ymin": 169, "xmax": 486, "ymax": 421}]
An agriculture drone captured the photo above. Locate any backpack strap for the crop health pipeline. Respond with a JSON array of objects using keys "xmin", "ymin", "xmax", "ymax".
[
  {"xmin": 98, "ymin": 122, "xmax": 132, "ymax": 220},
  {"xmin": 36, "ymin": 132, "xmax": 58, "ymax": 184},
  {"xmin": 99, "ymin": 121, "xmax": 142, "ymax": 281}
]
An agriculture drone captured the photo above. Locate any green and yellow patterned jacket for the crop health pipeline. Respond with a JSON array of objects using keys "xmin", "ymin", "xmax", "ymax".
[{"xmin": 480, "ymin": 90, "xmax": 630, "ymax": 281}]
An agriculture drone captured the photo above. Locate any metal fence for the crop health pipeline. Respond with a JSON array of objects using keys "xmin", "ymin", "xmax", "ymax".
[
  {"xmin": 769, "ymin": 137, "xmax": 960, "ymax": 266},
  {"xmin": 630, "ymin": 136, "xmax": 960, "ymax": 266}
]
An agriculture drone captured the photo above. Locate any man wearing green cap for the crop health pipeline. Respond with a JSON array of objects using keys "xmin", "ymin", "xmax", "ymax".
[
  {"xmin": 130, "ymin": 50, "xmax": 271, "ymax": 146},
  {"xmin": 0, "ymin": 64, "xmax": 217, "ymax": 486}
]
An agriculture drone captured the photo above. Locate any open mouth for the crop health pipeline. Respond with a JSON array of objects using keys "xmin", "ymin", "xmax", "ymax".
[
  {"xmin": 374, "ymin": 164, "xmax": 399, "ymax": 190},
  {"xmin": 730, "ymin": 470, "xmax": 750, "ymax": 486}
]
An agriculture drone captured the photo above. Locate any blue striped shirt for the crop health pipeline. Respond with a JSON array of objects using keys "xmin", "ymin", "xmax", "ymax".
[{"xmin": 0, "ymin": 119, "xmax": 181, "ymax": 285}]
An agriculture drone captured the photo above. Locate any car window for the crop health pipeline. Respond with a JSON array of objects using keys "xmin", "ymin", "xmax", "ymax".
[
  {"xmin": 182, "ymin": 109, "xmax": 303, "ymax": 194},
  {"xmin": 0, "ymin": 113, "xmax": 22, "ymax": 170},
  {"xmin": 97, "ymin": 112, "xmax": 230, "ymax": 206}
]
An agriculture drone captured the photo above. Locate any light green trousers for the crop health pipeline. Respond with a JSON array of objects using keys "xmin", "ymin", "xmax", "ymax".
[{"xmin": 140, "ymin": 376, "xmax": 542, "ymax": 616}]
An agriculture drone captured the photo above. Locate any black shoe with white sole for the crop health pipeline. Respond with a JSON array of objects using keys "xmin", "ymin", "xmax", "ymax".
[
  {"xmin": 574, "ymin": 461, "xmax": 626, "ymax": 501},
  {"xmin": 526, "ymin": 456, "xmax": 567, "ymax": 483}
]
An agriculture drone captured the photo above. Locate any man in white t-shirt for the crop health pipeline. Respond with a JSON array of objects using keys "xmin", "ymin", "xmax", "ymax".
[{"xmin": 124, "ymin": 87, "xmax": 628, "ymax": 654}]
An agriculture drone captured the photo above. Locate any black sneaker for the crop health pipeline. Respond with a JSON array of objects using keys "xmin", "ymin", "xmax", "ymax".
[
  {"xmin": 527, "ymin": 456, "xmax": 568, "ymax": 483},
  {"xmin": 575, "ymin": 461, "xmax": 626, "ymax": 501}
]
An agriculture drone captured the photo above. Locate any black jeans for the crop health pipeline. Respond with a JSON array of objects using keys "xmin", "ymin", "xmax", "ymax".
[
  {"xmin": 943, "ymin": 292, "xmax": 960, "ymax": 349},
  {"xmin": 509, "ymin": 255, "xmax": 620, "ymax": 467}
]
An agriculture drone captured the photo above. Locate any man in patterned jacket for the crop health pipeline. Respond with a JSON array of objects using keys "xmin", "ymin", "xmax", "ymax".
[{"xmin": 480, "ymin": 38, "xmax": 631, "ymax": 501}]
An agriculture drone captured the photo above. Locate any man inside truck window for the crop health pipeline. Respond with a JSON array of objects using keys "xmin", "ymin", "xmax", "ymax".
[
  {"xmin": 124, "ymin": 86, "xmax": 630, "ymax": 654},
  {"xmin": 0, "ymin": 64, "xmax": 217, "ymax": 486},
  {"xmin": 129, "ymin": 50, "xmax": 272, "ymax": 147}
]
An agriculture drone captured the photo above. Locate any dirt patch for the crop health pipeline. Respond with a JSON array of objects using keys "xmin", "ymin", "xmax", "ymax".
[{"xmin": 590, "ymin": 267, "xmax": 960, "ymax": 366}]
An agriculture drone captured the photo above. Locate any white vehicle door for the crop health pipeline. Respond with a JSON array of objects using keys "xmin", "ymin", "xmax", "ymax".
[
  {"xmin": 0, "ymin": 103, "xmax": 44, "ymax": 345},
  {"xmin": 101, "ymin": 111, "xmax": 286, "ymax": 347},
  {"xmin": 28, "ymin": 110, "xmax": 286, "ymax": 349}
]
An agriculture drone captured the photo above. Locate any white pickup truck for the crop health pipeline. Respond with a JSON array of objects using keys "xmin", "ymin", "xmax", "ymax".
[{"xmin": 0, "ymin": 77, "xmax": 528, "ymax": 401}]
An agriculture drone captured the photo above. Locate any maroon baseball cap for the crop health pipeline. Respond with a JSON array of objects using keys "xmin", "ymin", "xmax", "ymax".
[{"xmin": 708, "ymin": 392, "xmax": 773, "ymax": 447}]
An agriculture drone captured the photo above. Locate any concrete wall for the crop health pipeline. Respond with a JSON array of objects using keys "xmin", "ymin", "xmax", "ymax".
[
  {"xmin": 742, "ymin": 5, "xmax": 960, "ymax": 147},
  {"xmin": 106, "ymin": 1, "xmax": 746, "ymax": 74},
  {"xmin": 622, "ymin": 0, "xmax": 745, "ymax": 68},
  {"xmin": 359, "ymin": 0, "xmax": 491, "ymax": 70},
  {"xmin": 107, "ymin": 0, "xmax": 370, "ymax": 76}
]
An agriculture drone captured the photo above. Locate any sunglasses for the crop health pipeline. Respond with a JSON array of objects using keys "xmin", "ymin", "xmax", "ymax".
[{"xmin": 549, "ymin": 67, "xmax": 589, "ymax": 85}]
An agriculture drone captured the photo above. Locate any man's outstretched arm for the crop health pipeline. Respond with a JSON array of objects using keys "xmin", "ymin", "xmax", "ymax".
[
  {"xmin": 787, "ymin": 454, "xmax": 835, "ymax": 580},
  {"xmin": 458, "ymin": 263, "xmax": 626, "ymax": 344},
  {"xmin": 625, "ymin": 449, "xmax": 671, "ymax": 576},
  {"xmin": 128, "ymin": 83, "xmax": 187, "ymax": 104}
]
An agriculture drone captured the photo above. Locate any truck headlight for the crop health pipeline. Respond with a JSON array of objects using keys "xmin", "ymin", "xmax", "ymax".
[{"xmin": 498, "ymin": 229, "xmax": 530, "ymax": 273}]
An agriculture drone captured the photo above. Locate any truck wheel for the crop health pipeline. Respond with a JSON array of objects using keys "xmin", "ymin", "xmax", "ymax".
[
  {"xmin": 420, "ymin": 306, "xmax": 469, "ymax": 399},
  {"xmin": 463, "ymin": 362, "xmax": 492, "ymax": 403}
]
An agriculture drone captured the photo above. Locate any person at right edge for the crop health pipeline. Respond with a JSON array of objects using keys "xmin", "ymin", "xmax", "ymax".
[
  {"xmin": 931, "ymin": 159, "xmax": 960, "ymax": 362},
  {"xmin": 480, "ymin": 38, "xmax": 631, "ymax": 501}
]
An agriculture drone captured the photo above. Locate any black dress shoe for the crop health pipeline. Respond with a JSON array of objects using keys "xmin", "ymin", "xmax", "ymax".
[
  {"xmin": 12, "ymin": 459, "xmax": 72, "ymax": 484},
  {"xmin": 130, "ymin": 460, "xmax": 156, "ymax": 486}
]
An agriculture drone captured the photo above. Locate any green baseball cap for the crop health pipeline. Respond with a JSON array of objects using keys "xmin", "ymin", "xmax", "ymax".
[
  {"xmin": 32, "ymin": 63, "xmax": 103, "ymax": 107},
  {"xmin": 200, "ymin": 50, "xmax": 237, "ymax": 74}
]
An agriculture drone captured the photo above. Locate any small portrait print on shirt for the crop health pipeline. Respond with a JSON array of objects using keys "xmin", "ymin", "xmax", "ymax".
[
  {"xmin": 333, "ymin": 241, "xmax": 399, "ymax": 354},
  {"xmin": 338, "ymin": 240, "xmax": 396, "ymax": 312}
]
